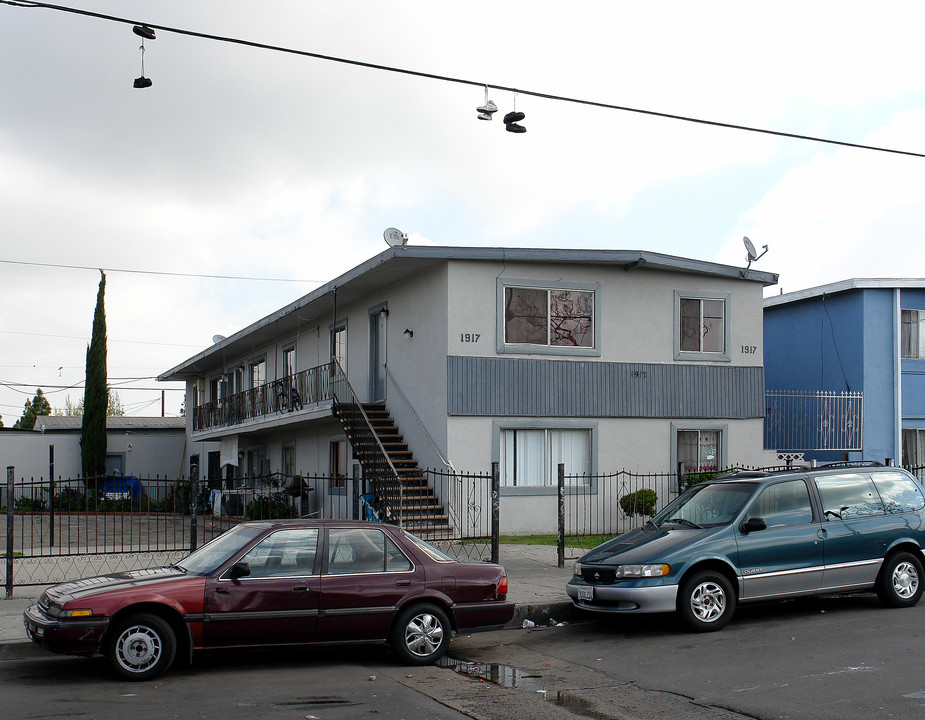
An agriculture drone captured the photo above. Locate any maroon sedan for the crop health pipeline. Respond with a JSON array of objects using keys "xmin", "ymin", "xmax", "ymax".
[{"xmin": 23, "ymin": 519, "xmax": 513, "ymax": 680}]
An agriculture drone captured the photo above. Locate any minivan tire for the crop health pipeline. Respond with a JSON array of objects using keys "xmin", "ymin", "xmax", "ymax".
[
  {"xmin": 678, "ymin": 570, "xmax": 736, "ymax": 632},
  {"xmin": 876, "ymin": 551, "xmax": 924, "ymax": 608}
]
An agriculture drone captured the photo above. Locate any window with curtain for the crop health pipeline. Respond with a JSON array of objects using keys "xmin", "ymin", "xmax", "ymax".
[
  {"xmin": 678, "ymin": 429, "xmax": 721, "ymax": 473},
  {"xmin": 901, "ymin": 309, "xmax": 925, "ymax": 359},
  {"xmin": 500, "ymin": 428, "xmax": 591, "ymax": 487},
  {"xmin": 680, "ymin": 297, "xmax": 725, "ymax": 354}
]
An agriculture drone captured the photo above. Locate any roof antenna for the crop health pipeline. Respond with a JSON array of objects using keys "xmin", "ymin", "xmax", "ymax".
[{"xmin": 741, "ymin": 236, "xmax": 769, "ymax": 277}]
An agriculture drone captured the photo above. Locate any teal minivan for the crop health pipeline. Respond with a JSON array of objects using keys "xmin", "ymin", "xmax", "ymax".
[{"xmin": 566, "ymin": 462, "xmax": 925, "ymax": 631}]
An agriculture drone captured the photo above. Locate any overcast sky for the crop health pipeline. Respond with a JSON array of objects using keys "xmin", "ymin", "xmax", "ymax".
[{"xmin": 2, "ymin": 1, "xmax": 924, "ymax": 424}]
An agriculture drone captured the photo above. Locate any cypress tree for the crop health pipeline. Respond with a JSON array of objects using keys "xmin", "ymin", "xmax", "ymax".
[{"xmin": 81, "ymin": 271, "xmax": 108, "ymax": 479}]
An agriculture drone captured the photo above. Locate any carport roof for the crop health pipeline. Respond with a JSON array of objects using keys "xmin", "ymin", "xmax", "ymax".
[{"xmin": 159, "ymin": 245, "xmax": 779, "ymax": 381}]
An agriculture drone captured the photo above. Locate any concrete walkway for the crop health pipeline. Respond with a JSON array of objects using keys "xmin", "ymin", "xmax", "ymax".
[{"xmin": 0, "ymin": 544, "xmax": 582, "ymax": 647}]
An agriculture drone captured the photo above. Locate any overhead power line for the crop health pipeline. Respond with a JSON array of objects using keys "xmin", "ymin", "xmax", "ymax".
[
  {"xmin": 0, "ymin": 259, "xmax": 322, "ymax": 284},
  {"xmin": 2, "ymin": 0, "xmax": 924, "ymax": 159}
]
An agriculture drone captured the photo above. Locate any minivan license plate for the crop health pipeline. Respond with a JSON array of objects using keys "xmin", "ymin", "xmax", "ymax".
[{"xmin": 578, "ymin": 586, "xmax": 593, "ymax": 601}]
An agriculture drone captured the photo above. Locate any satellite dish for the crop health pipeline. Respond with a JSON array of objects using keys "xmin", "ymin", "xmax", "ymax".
[
  {"xmin": 741, "ymin": 236, "xmax": 769, "ymax": 277},
  {"xmin": 212, "ymin": 335, "xmax": 226, "ymax": 344},
  {"xmin": 744, "ymin": 236, "xmax": 758, "ymax": 262},
  {"xmin": 384, "ymin": 227, "xmax": 408, "ymax": 246}
]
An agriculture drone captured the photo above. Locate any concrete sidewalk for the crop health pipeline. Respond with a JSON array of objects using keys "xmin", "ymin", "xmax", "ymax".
[{"xmin": 0, "ymin": 544, "xmax": 582, "ymax": 647}]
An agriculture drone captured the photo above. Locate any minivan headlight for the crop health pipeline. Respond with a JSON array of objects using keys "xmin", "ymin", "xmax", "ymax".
[
  {"xmin": 615, "ymin": 564, "xmax": 670, "ymax": 578},
  {"xmin": 573, "ymin": 562, "xmax": 583, "ymax": 577}
]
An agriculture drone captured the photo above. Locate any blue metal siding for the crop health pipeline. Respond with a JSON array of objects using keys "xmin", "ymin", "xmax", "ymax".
[{"xmin": 447, "ymin": 356, "xmax": 764, "ymax": 418}]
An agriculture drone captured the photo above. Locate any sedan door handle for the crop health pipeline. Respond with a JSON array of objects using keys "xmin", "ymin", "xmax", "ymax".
[
  {"xmin": 396, "ymin": 579, "xmax": 411, "ymax": 587},
  {"xmin": 293, "ymin": 585, "xmax": 308, "ymax": 592}
]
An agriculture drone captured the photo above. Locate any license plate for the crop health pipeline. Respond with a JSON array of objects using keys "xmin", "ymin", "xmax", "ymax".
[{"xmin": 577, "ymin": 586, "xmax": 594, "ymax": 601}]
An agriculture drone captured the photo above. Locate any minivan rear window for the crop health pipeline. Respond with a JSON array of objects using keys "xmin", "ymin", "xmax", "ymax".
[
  {"xmin": 872, "ymin": 471, "xmax": 925, "ymax": 514},
  {"xmin": 814, "ymin": 473, "xmax": 886, "ymax": 520}
]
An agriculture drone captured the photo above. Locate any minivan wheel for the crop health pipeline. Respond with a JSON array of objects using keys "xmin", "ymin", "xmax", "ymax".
[
  {"xmin": 877, "ymin": 551, "xmax": 924, "ymax": 608},
  {"xmin": 390, "ymin": 603, "xmax": 451, "ymax": 665},
  {"xmin": 107, "ymin": 613, "xmax": 177, "ymax": 681},
  {"xmin": 678, "ymin": 571, "xmax": 735, "ymax": 632}
]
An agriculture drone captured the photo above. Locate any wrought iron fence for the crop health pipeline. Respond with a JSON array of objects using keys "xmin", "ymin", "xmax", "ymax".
[
  {"xmin": 3, "ymin": 465, "xmax": 499, "ymax": 593},
  {"xmin": 765, "ymin": 390, "xmax": 864, "ymax": 451}
]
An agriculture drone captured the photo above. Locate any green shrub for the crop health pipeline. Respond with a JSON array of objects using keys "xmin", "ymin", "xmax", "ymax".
[
  {"xmin": 14, "ymin": 496, "xmax": 47, "ymax": 513},
  {"xmin": 684, "ymin": 471, "xmax": 721, "ymax": 488},
  {"xmin": 619, "ymin": 488, "xmax": 658, "ymax": 517},
  {"xmin": 245, "ymin": 493, "xmax": 296, "ymax": 520}
]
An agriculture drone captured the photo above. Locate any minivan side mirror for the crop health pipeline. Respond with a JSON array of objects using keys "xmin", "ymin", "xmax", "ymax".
[
  {"xmin": 229, "ymin": 561, "xmax": 250, "ymax": 579},
  {"xmin": 740, "ymin": 517, "xmax": 767, "ymax": 534}
]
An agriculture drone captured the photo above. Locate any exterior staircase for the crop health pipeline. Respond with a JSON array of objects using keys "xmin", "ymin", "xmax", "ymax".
[{"xmin": 333, "ymin": 401, "xmax": 453, "ymax": 539}]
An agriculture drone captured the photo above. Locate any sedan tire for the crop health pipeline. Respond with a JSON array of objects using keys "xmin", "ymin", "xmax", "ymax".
[
  {"xmin": 390, "ymin": 603, "xmax": 451, "ymax": 665},
  {"xmin": 107, "ymin": 613, "xmax": 177, "ymax": 681},
  {"xmin": 677, "ymin": 571, "xmax": 735, "ymax": 632},
  {"xmin": 877, "ymin": 551, "xmax": 924, "ymax": 608}
]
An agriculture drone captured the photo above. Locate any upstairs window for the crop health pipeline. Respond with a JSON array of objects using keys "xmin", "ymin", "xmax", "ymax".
[
  {"xmin": 499, "ymin": 279, "xmax": 599, "ymax": 355},
  {"xmin": 902, "ymin": 309, "xmax": 925, "ymax": 359},
  {"xmin": 674, "ymin": 290, "xmax": 730, "ymax": 362}
]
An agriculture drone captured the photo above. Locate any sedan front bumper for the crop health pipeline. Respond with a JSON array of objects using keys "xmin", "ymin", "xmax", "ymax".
[
  {"xmin": 23, "ymin": 604, "xmax": 110, "ymax": 656},
  {"xmin": 566, "ymin": 579, "xmax": 678, "ymax": 614}
]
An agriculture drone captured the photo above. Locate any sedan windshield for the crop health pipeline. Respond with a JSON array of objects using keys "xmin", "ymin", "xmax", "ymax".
[
  {"xmin": 176, "ymin": 524, "xmax": 266, "ymax": 575},
  {"xmin": 652, "ymin": 482, "xmax": 756, "ymax": 528}
]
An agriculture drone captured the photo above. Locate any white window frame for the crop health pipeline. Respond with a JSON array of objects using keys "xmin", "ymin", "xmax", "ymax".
[
  {"xmin": 901, "ymin": 309, "xmax": 925, "ymax": 359},
  {"xmin": 497, "ymin": 277, "xmax": 601, "ymax": 357},
  {"xmin": 674, "ymin": 290, "xmax": 731, "ymax": 362},
  {"xmin": 903, "ymin": 428, "xmax": 925, "ymax": 468},
  {"xmin": 493, "ymin": 420, "xmax": 597, "ymax": 494}
]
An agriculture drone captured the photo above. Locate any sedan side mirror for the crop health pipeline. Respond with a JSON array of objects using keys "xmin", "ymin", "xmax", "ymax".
[
  {"xmin": 229, "ymin": 561, "xmax": 250, "ymax": 580},
  {"xmin": 740, "ymin": 517, "xmax": 767, "ymax": 534}
]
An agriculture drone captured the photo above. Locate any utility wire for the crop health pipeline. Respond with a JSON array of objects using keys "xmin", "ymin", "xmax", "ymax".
[
  {"xmin": 0, "ymin": 258, "xmax": 322, "ymax": 284},
  {"xmin": 2, "ymin": 0, "xmax": 924, "ymax": 159}
]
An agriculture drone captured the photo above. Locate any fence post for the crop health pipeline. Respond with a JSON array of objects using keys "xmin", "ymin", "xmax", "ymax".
[
  {"xmin": 48, "ymin": 445, "xmax": 55, "ymax": 548},
  {"xmin": 557, "ymin": 463, "xmax": 565, "ymax": 569},
  {"xmin": 677, "ymin": 461, "xmax": 686, "ymax": 495},
  {"xmin": 6, "ymin": 467, "xmax": 13, "ymax": 598},
  {"xmin": 352, "ymin": 463, "xmax": 361, "ymax": 520},
  {"xmin": 490, "ymin": 462, "xmax": 500, "ymax": 565},
  {"xmin": 190, "ymin": 474, "xmax": 199, "ymax": 553}
]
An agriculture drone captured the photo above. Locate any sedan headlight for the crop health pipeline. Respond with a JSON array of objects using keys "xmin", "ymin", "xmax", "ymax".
[
  {"xmin": 615, "ymin": 564, "xmax": 670, "ymax": 578},
  {"xmin": 46, "ymin": 605, "xmax": 94, "ymax": 619}
]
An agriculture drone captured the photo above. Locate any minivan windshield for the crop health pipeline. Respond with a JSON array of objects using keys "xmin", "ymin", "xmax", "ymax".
[{"xmin": 652, "ymin": 482, "xmax": 756, "ymax": 528}]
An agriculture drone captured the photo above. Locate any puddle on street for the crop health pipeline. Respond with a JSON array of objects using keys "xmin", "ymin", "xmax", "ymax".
[
  {"xmin": 437, "ymin": 657, "xmax": 611, "ymax": 718},
  {"xmin": 437, "ymin": 656, "xmax": 545, "ymax": 689}
]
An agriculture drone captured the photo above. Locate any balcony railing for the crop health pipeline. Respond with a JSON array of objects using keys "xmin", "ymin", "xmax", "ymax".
[
  {"xmin": 193, "ymin": 362, "xmax": 338, "ymax": 432},
  {"xmin": 765, "ymin": 390, "xmax": 864, "ymax": 452}
]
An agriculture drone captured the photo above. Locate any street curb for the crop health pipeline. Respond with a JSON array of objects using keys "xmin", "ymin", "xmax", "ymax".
[
  {"xmin": 0, "ymin": 601, "xmax": 581, "ymax": 648},
  {"xmin": 506, "ymin": 600, "xmax": 579, "ymax": 628}
]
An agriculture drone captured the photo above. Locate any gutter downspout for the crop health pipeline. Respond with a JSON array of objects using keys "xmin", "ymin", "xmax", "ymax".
[{"xmin": 894, "ymin": 289, "xmax": 903, "ymax": 463}]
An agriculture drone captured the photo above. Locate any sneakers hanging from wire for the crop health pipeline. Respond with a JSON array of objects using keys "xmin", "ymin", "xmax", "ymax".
[
  {"xmin": 132, "ymin": 25, "xmax": 155, "ymax": 88},
  {"xmin": 477, "ymin": 85, "xmax": 498, "ymax": 121},
  {"xmin": 504, "ymin": 93, "xmax": 526, "ymax": 133}
]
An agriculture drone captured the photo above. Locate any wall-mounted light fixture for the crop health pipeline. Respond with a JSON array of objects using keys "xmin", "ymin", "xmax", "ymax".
[{"xmin": 403, "ymin": 328, "xmax": 414, "ymax": 338}]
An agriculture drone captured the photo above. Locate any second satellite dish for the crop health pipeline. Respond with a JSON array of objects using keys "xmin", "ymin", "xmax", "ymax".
[
  {"xmin": 384, "ymin": 228, "xmax": 408, "ymax": 246},
  {"xmin": 741, "ymin": 236, "xmax": 769, "ymax": 277}
]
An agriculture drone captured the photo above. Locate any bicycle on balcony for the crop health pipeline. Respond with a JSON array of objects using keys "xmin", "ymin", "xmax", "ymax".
[{"xmin": 272, "ymin": 378, "xmax": 303, "ymax": 413}]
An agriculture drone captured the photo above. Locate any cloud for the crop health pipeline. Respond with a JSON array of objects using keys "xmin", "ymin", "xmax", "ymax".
[{"xmin": 718, "ymin": 109, "xmax": 925, "ymax": 293}]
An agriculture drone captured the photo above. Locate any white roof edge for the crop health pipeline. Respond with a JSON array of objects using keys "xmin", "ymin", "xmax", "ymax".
[{"xmin": 764, "ymin": 278, "xmax": 925, "ymax": 307}]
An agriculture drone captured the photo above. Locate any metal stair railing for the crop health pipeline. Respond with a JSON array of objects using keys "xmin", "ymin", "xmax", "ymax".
[{"xmin": 330, "ymin": 359, "xmax": 404, "ymax": 526}]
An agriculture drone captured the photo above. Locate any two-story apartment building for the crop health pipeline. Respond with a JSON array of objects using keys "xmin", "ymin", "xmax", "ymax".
[
  {"xmin": 763, "ymin": 279, "xmax": 925, "ymax": 467},
  {"xmin": 159, "ymin": 246, "xmax": 778, "ymax": 532}
]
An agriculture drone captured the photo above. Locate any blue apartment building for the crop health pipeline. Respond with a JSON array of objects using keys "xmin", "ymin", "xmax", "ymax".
[{"xmin": 763, "ymin": 279, "xmax": 925, "ymax": 467}]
